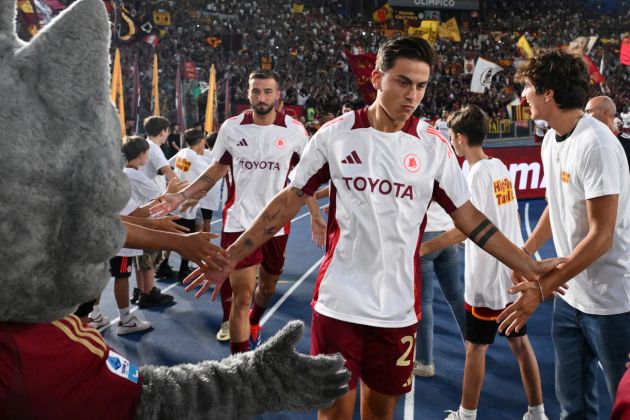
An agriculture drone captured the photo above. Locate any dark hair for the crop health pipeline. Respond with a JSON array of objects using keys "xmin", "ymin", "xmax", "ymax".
[
  {"xmin": 248, "ymin": 69, "xmax": 281, "ymax": 89},
  {"xmin": 205, "ymin": 132, "xmax": 218, "ymax": 149},
  {"xmin": 184, "ymin": 129, "xmax": 205, "ymax": 147},
  {"xmin": 515, "ymin": 49, "xmax": 590, "ymax": 110},
  {"xmin": 143, "ymin": 116, "xmax": 170, "ymax": 137},
  {"xmin": 122, "ymin": 135, "xmax": 149, "ymax": 161},
  {"xmin": 375, "ymin": 36, "xmax": 434, "ymax": 72},
  {"xmin": 447, "ymin": 104, "xmax": 488, "ymax": 146}
]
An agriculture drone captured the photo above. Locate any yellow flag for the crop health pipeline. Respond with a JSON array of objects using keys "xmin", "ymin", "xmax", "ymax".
[
  {"xmin": 17, "ymin": 0, "xmax": 34, "ymax": 14},
  {"xmin": 204, "ymin": 64, "xmax": 216, "ymax": 134},
  {"xmin": 291, "ymin": 3, "xmax": 304, "ymax": 13},
  {"xmin": 439, "ymin": 17, "xmax": 461, "ymax": 42},
  {"xmin": 517, "ymin": 35, "xmax": 534, "ymax": 59},
  {"xmin": 110, "ymin": 49, "xmax": 125, "ymax": 138},
  {"xmin": 420, "ymin": 20, "xmax": 439, "ymax": 45},
  {"xmin": 152, "ymin": 53, "xmax": 160, "ymax": 117}
]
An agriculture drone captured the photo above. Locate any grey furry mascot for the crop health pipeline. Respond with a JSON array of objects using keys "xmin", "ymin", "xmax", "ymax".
[{"xmin": 0, "ymin": 0, "xmax": 349, "ymax": 418}]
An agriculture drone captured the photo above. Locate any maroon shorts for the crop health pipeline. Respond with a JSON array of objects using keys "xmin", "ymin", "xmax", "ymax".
[
  {"xmin": 310, "ymin": 310, "xmax": 417, "ymax": 395},
  {"xmin": 109, "ymin": 256, "xmax": 133, "ymax": 278},
  {"xmin": 221, "ymin": 231, "xmax": 289, "ymax": 275}
]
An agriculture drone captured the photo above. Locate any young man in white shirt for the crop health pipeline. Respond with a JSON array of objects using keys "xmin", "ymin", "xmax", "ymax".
[
  {"xmin": 171, "ymin": 37, "xmax": 564, "ymax": 419},
  {"xmin": 420, "ymin": 105, "xmax": 547, "ymax": 420},
  {"xmin": 142, "ymin": 116, "xmax": 179, "ymax": 280},
  {"xmin": 153, "ymin": 70, "xmax": 325, "ymax": 351},
  {"xmin": 499, "ymin": 50, "xmax": 630, "ymax": 419}
]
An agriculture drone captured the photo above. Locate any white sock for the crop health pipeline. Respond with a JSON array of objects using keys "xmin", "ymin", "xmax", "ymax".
[
  {"xmin": 528, "ymin": 404, "xmax": 546, "ymax": 419},
  {"xmin": 119, "ymin": 307, "xmax": 131, "ymax": 323},
  {"xmin": 459, "ymin": 405, "xmax": 477, "ymax": 420}
]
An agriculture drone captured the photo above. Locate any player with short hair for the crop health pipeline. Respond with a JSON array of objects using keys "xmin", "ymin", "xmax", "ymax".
[
  {"xmin": 152, "ymin": 69, "xmax": 325, "ymax": 351},
  {"xmin": 500, "ymin": 49, "xmax": 630, "ymax": 419},
  {"xmin": 175, "ymin": 37, "xmax": 564, "ymax": 419}
]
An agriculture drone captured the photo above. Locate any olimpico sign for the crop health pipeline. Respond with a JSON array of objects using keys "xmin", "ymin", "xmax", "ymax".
[{"xmin": 388, "ymin": 0, "xmax": 479, "ymax": 10}]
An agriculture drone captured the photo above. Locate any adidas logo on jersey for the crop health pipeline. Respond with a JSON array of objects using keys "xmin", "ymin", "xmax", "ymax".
[
  {"xmin": 237, "ymin": 138, "xmax": 248, "ymax": 146},
  {"xmin": 341, "ymin": 150, "xmax": 362, "ymax": 164}
]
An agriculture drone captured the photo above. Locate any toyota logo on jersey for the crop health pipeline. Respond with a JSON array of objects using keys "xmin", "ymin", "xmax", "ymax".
[
  {"xmin": 275, "ymin": 138, "xmax": 286, "ymax": 148},
  {"xmin": 404, "ymin": 154, "xmax": 420, "ymax": 173}
]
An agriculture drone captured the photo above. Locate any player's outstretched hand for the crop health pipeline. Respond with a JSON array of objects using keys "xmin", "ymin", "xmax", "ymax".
[
  {"xmin": 182, "ymin": 261, "xmax": 235, "ymax": 300},
  {"xmin": 174, "ymin": 232, "xmax": 230, "ymax": 272},
  {"xmin": 497, "ymin": 280, "xmax": 544, "ymax": 335},
  {"xmin": 148, "ymin": 215, "xmax": 189, "ymax": 233},
  {"xmin": 166, "ymin": 178, "xmax": 189, "ymax": 194},
  {"xmin": 150, "ymin": 192, "xmax": 185, "ymax": 217},
  {"xmin": 523, "ymin": 257, "xmax": 567, "ymax": 282}
]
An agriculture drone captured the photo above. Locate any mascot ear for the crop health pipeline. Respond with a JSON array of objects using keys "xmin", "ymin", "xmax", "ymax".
[{"xmin": 14, "ymin": 0, "xmax": 112, "ymax": 109}]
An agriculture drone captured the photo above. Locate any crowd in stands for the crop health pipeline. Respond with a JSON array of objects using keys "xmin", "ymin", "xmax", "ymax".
[{"xmin": 36, "ymin": 0, "xmax": 630, "ymax": 128}]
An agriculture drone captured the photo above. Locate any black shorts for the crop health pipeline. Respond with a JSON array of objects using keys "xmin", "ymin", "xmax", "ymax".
[
  {"xmin": 109, "ymin": 256, "xmax": 134, "ymax": 278},
  {"xmin": 464, "ymin": 306, "xmax": 527, "ymax": 344},
  {"xmin": 200, "ymin": 208, "xmax": 213, "ymax": 220}
]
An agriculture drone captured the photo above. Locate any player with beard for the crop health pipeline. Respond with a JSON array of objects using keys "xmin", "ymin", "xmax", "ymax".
[{"xmin": 153, "ymin": 69, "xmax": 325, "ymax": 353}]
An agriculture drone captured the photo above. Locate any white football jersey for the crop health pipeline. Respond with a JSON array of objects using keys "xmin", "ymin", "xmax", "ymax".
[
  {"xmin": 213, "ymin": 110, "xmax": 308, "ymax": 235},
  {"xmin": 117, "ymin": 195, "xmax": 142, "ymax": 258},
  {"xmin": 542, "ymin": 114, "xmax": 630, "ymax": 315},
  {"xmin": 290, "ymin": 109, "xmax": 470, "ymax": 328},
  {"xmin": 169, "ymin": 148, "xmax": 211, "ymax": 220},
  {"xmin": 464, "ymin": 158, "xmax": 523, "ymax": 309},
  {"xmin": 123, "ymin": 167, "xmax": 160, "ymax": 205}
]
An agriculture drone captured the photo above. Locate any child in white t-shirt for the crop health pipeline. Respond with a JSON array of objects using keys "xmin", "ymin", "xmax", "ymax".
[
  {"xmin": 124, "ymin": 136, "xmax": 174, "ymax": 309},
  {"xmin": 421, "ymin": 105, "xmax": 547, "ymax": 420},
  {"xmin": 169, "ymin": 129, "xmax": 211, "ymax": 281}
]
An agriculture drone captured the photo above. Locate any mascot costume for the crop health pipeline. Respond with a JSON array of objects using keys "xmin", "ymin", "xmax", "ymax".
[{"xmin": 0, "ymin": 0, "xmax": 350, "ymax": 418}]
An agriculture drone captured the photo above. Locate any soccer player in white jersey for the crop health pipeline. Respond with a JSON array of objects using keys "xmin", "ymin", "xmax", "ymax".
[
  {"xmin": 152, "ymin": 69, "xmax": 324, "ymax": 353},
  {"xmin": 420, "ymin": 105, "xmax": 547, "ymax": 420},
  {"xmin": 434, "ymin": 109, "xmax": 450, "ymax": 139},
  {"xmin": 498, "ymin": 50, "xmax": 630, "ymax": 420},
  {"xmin": 173, "ymin": 37, "xmax": 564, "ymax": 419}
]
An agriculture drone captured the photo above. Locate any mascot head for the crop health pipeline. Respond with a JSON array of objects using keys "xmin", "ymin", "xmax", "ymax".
[{"xmin": 0, "ymin": 0, "xmax": 129, "ymax": 322}]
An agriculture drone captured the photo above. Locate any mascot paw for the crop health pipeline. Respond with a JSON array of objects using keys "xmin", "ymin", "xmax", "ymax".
[{"xmin": 252, "ymin": 320, "xmax": 351, "ymax": 412}]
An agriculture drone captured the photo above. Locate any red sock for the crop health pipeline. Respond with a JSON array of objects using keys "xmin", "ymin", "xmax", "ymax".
[
  {"xmin": 249, "ymin": 301, "xmax": 266, "ymax": 325},
  {"xmin": 230, "ymin": 340, "xmax": 249, "ymax": 354},
  {"xmin": 220, "ymin": 281, "xmax": 232, "ymax": 322}
]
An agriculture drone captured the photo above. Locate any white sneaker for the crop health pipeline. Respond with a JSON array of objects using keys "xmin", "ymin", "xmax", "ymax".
[
  {"xmin": 216, "ymin": 321, "xmax": 230, "ymax": 342},
  {"xmin": 88, "ymin": 313, "xmax": 110, "ymax": 328},
  {"xmin": 116, "ymin": 314, "xmax": 152, "ymax": 335},
  {"xmin": 413, "ymin": 360, "xmax": 435, "ymax": 377},
  {"xmin": 444, "ymin": 410, "xmax": 463, "ymax": 420},
  {"xmin": 523, "ymin": 412, "xmax": 548, "ymax": 420}
]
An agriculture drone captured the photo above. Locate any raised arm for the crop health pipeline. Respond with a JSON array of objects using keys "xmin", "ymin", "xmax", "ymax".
[
  {"xmin": 183, "ymin": 186, "xmax": 310, "ymax": 299},
  {"xmin": 449, "ymin": 201, "xmax": 565, "ymax": 281},
  {"xmin": 122, "ymin": 221, "xmax": 230, "ymax": 271},
  {"xmin": 150, "ymin": 161, "xmax": 229, "ymax": 216},
  {"xmin": 498, "ymin": 194, "xmax": 619, "ymax": 334}
]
